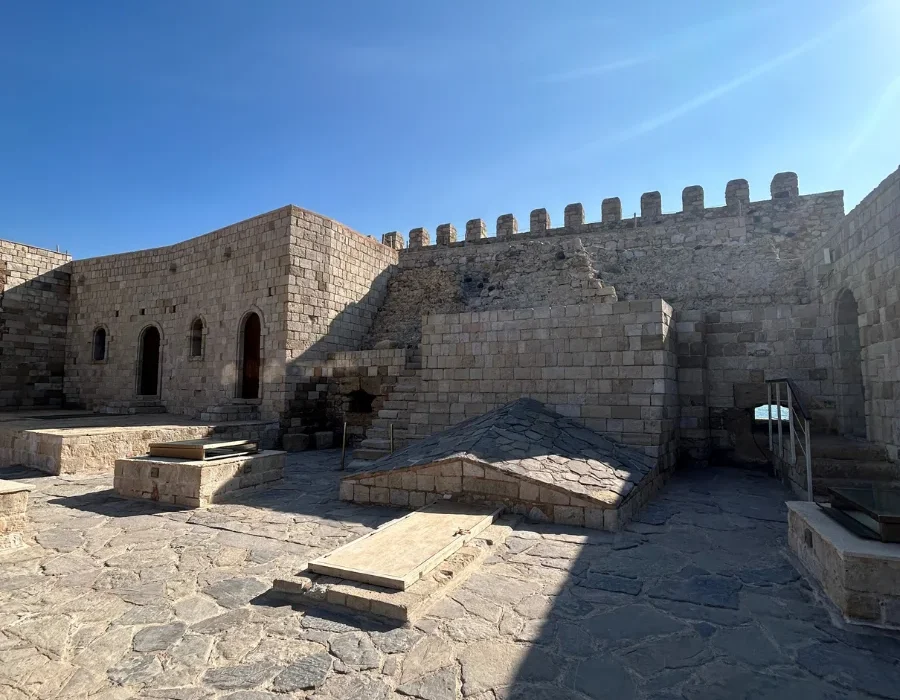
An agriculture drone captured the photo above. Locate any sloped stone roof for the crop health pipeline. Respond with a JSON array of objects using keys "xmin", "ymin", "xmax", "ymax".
[{"xmin": 353, "ymin": 398, "xmax": 656, "ymax": 505}]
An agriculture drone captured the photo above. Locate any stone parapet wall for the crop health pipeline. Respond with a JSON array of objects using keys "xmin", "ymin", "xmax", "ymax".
[
  {"xmin": 63, "ymin": 207, "xmax": 294, "ymax": 421},
  {"xmin": 0, "ymin": 240, "xmax": 71, "ymax": 408},
  {"xmin": 409, "ymin": 300, "xmax": 679, "ymax": 469},
  {"xmin": 367, "ymin": 175, "xmax": 844, "ymax": 350},
  {"xmin": 804, "ymin": 167, "xmax": 900, "ymax": 461}
]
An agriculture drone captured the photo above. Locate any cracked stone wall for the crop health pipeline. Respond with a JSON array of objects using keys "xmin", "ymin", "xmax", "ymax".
[
  {"xmin": 410, "ymin": 300, "xmax": 679, "ymax": 469},
  {"xmin": 0, "ymin": 240, "xmax": 71, "ymax": 408},
  {"xmin": 63, "ymin": 208, "xmax": 294, "ymax": 421},
  {"xmin": 804, "ymin": 166, "xmax": 900, "ymax": 461}
]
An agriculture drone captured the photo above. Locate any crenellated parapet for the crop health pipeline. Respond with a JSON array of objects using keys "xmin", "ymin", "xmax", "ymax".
[
  {"xmin": 381, "ymin": 231, "xmax": 404, "ymax": 250},
  {"xmin": 392, "ymin": 172, "xmax": 841, "ymax": 252}
]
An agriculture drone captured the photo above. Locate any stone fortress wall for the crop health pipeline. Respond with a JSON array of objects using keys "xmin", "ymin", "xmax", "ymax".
[
  {"xmin": 62, "ymin": 207, "xmax": 294, "ymax": 421},
  {"xmin": 0, "ymin": 240, "xmax": 71, "ymax": 408},
  {"xmin": 802, "ymin": 167, "xmax": 900, "ymax": 461}
]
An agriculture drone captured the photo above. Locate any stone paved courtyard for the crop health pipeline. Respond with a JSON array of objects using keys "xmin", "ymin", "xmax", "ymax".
[{"xmin": 1, "ymin": 452, "xmax": 899, "ymax": 700}]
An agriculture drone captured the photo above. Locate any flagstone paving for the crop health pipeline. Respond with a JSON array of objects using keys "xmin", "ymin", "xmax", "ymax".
[{"xmin": 1, "ymin": 451, "xmax": 898, "ymax": 699}]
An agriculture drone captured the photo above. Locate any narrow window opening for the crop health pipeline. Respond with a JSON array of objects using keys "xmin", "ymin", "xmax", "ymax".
[
  {"xmin": 190, "ymin": 318, "xmax": 204, "ymax": 358},
  {"xmin": 92, "ymin": 328, "xmax": 107, "ymax": 362}
]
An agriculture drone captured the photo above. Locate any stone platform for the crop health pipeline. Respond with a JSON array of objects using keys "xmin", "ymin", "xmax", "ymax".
[
  {"xmin": 0, "ymin": 479, "xmax": 33, "ymax": 551},
  {"xmin": 273, "ymin": 519, "xmax": 511, "ymax": 622},
  {"xmin": 114, "ymin": 450, "xmax": 285, "ymax": 508},
  {"xmin": 0, "ymin": 410, "xmax": 279, "ymax": 476},
  {"xmin": 340, "ymin": 398, "xmax": 666, "ymax": 531},
  {"xmin": 789, "ymin": 500, "xmax": 900, "ymax": 627}
]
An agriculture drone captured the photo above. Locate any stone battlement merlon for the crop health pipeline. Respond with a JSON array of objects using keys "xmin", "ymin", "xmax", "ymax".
[{"xmin": 389, "ymin": 173, "xmax": 841, "ymax": 251}]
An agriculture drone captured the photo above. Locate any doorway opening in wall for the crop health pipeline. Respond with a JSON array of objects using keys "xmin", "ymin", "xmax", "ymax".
[
  {"xmin": 835, "ymin": 289, "xmax": 866, "ymax": 437},
  {"xmin": 137, "ymin": 326, "xmax": 161, "ymax": 396},
  {"xmin": 239, "ymin": 312, "xmax": 261, "ymax": 400},
  {"xmin": 92, "ymin": 327, "xmax": 107, "ymax": 362},
  {"xmin": 754, "ymin": 404, "xmax": 790, "ymax": 423},
  {"xmin": 348, "ymin": 389, "xmax": 376, "ymax": 414}
]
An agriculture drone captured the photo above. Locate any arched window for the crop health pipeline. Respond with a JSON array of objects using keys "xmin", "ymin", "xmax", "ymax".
[
  {"xmin": 92, "ymin": 327, "xmax": 107, "ymax": 362},
  {"xmin": 190, "ymin": 318, "xmax": 204, "ymax": 358}
]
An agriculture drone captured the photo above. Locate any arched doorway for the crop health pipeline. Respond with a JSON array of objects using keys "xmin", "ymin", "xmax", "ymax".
[
  {"xmin": 138, "ymin": 326, "xmax": 161, "ymax": 396},
  {"xmin": 834, "ymin": 289, "xmax": 866, "ymax": 437},
  {"xmin": 239, "ymin": 312, "xmax": 261, "ymax": 399}
]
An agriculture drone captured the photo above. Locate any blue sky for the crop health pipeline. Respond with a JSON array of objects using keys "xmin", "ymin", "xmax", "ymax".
[{"xmin": 1, "ymin": 1, "xmax": 898, "ymax": 258}]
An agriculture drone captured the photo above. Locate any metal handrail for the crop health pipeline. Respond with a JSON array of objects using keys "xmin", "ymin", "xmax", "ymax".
[{"xmin": 764, "ymin": 378, "xmax": 813, "ymax": 501}]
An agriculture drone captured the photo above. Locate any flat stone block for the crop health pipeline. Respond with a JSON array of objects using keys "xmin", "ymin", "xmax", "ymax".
[
  {"xmin": 314, "ymin": 431, "xmax": 334, "ymax": 450},
  {"xmin": 282, "ymin": 433, "xmax": 310, "ymax": 452},
  {"xmin": 788, "ymin": 501, "xmax": 900, "ymax": 627},
  {"xmin": 114, "ymin": 451, "xmax": 285, "ymax": 508}
]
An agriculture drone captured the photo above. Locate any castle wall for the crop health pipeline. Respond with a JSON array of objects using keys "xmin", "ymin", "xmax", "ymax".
[
  {"xmin": 63, "ymin": 207, "xmax": 293, "ymax": 421},
  {"xmin": 367, "ymin": 174, "xmax": 844, "ymax": 352},
  {"xmin": 0, "ymin": 241, "xmax": 71, "ymax": 408},
  {"xmin": 804, "ymin": 167, "xmax": 900, "ymax": 461},
  {"xmin": 284, "ymin": 207, "xmax": 399, "ymax": 426},
  {"xmin": 409, "ymin": 300, "xmax": 679, "ymax": 470}
]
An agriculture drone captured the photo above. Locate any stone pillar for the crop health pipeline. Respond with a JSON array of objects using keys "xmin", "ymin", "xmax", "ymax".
[
  {"xmin": 564, "ymin": 203, "xmax": 585, "ymax": 228},
  {"xmin": 682, "ymin": 186, "xmax": 705, "ymax": 214},
  {"xmin": 771, "ymin": 172, "xmax": 799, "ymax": 199},
  {"xmin": 381, "ymin": 231, "xmax": 404, "ymax": 249},
  {"xmin": 725, "ymin": 179, "xmax": 750, "ymax": 213},
  {"xmin": 408, "ymin": 227, "xmax": 430, "ymax": 249},
  {"xmin": 465, "ymin": 219, "xmax": 487, "ymax": 241},
  {"xmin": 641, "ymin": 192, "xmax": 662, "ymax": 218},
  {"xmin": 436, "ymin": 223, "xmax": 457, "ymax": 246},
  {"xmin": 602, "ymin": 197, "xmax": 622, "ymax": 222},
  {"xmin": 530, "ymin": 208, "xmax": 551, "ymax": 233},
  {"xmin": 496, "ymin": 214, "xmax": 518, "ymax": 240}
]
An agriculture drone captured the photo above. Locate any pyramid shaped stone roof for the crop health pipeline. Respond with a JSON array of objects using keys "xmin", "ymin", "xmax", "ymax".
[{"xmin": 353, "ymin": 398, "xmax": 656, "ymax": 506}]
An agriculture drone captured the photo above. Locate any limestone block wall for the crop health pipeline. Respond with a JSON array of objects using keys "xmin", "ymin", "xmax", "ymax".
[
  {"xmin": 409, "ymin": 300, "xmax": 679, "ymax": 469},
  {"xmin": 0, "ymin": 241, "xmax": 71, "ymax": 408},
  {"xmin": 804, "ymin": 167, "xmax": 900, "ymax": 461},
  {"xmin": 63, "ymin": 207, "xmax": 293, "ymax": 421},
  {"xmin": 367, "ymin": 237, "xmax": 615, "ymax": 347},
  {"xmin": 284, "ymin": 208, "xmax": 399, "ymax": 424},
  {"xmin": 366, "ymin": 174, "xmax": 844, "ymax": 349}
]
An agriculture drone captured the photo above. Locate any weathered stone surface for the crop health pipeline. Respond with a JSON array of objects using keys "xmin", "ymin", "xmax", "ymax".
[
  {"xmin": 202, "ymin": 663, "xmax": 274, "ymax": 690},
  {"xmin": 397, "ymin": 667, "xmax": 458, "ymax": 700},
  {"xmin": 648, "ymin": 573, "xmax": 742, "ymax": 610},
  {"xmin": 271, "ymin": 653, "xmax": 333, "ymax": 691},
  {"xmin": 329, "ymin": 632, "xmax": 380, "ymax": 670},
  {"xmin": 132, "ymin": 622, "xmax": 186, "ymax": 652},
  {"xmin": 202, "ymin": 577, "xmax": 269, "ymax": 609}
]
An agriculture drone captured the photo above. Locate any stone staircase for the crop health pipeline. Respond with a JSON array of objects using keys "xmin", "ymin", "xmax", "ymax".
[
  {"xmin": 808, "ymin": 434, "xmax": 898, "ymax": 496},
  {"xmin": 350, "ymin": 350, "xmax": 422, "ymax": 466},
  {"xmin": 199, "ymin": 403, "xmax": 260, "ymax": 422}
]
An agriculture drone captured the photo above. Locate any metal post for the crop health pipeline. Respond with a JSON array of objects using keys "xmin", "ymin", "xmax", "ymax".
[
  {"xmin": 805, "ymin": 417, "xmax": 813, "ymax": 501},
  {"xmin": 339, "ymin": 421, "xmax": 347, "ymax": 470},
  {"xmin": 389, "ymin": 423, "xmax": 394, "ymax": 454},
  {"xmin": 787, "ymin": 383, "xmax": 797, "ymax": 465},
  {"xmin": 775, "ymin": 382, "xmax": 783, "ymax": 461},
  {"xmin": 767, "ymin": 383, "xmax": 773, "ymax": 452}
]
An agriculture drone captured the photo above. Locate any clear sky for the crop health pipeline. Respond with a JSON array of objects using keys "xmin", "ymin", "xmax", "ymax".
[{"xmin": 1, "ymin": 1, "xmax": 898, "ymax": 258}]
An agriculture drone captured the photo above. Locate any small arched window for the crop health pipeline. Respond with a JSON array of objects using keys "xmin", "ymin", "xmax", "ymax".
[
  {"xmin": 190, "ymin": 318, "xmax": 204, "ymax": 358},
  {"xmin": 92, "ymin": 327, "xmax": 107, "ymax": 362}
]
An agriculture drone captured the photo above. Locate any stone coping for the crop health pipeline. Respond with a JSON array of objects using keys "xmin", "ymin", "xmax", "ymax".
[
  {"xmin": 788, "ymin": 501, "xmax": 900, "ymax": 561},
  {"xmin": 0, "ymin": 480, "xmax": 34, "ymax": 495},
  {"xmin": 122, "ymin": 449, "xmax": 286, "ymax": 469}
]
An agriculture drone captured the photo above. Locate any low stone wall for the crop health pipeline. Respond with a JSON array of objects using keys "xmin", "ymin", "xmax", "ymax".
[
  {"xmin": 789, "ymin": 501, "xmax": 900, "ymax": 627},
  {"xmin": 0, "ymin": 480, "xmax": 34, "ymax": 551},
  {"xmin": 114, "ymin": 450, "xmax": 285, "ymax": 508},
  {"xmin": 340, "ymin": 458, "xmax": 667, "ymax": 531},
  {"xmin": 0, "ymin": 414, "xmax": 279, "ymax": 475}
]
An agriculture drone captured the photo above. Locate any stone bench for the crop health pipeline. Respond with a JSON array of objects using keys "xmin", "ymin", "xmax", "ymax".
[
  {"xmin": 114, "ymin": 450, "xmax": 285, "ymax": 508},
  {"xmin": 0, "ymin": 480, "xmax": 35, "ymax": 551}
]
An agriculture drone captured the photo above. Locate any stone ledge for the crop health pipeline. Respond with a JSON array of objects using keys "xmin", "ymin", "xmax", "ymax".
[
  {"xmin": 272, "ymin": 522, "xmax": 512, "ymax": 622},
  {"xmin": 788, "ymin": 501, "xmax": 900, "ymax": 628}
]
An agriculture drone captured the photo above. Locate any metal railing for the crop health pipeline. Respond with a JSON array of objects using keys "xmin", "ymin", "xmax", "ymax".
[{"xmin": 765, "ymin": 378, "xmax": 813, "ymax": 501}]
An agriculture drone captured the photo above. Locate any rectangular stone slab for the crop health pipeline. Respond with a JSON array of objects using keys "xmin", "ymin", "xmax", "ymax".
[
  {"xmin": 148, "ymin": 438, "xmax": 257, "ymax": 460},
  {"xmin": 308, "ymin": 501, "xmax": 501, "ymax": 590}
]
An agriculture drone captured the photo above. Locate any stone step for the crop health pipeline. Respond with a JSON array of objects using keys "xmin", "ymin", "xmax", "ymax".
[
  {"xmin": 813, "ymin": 458, "xmax": 899, "ymax": 482},
  {"xmin": 370, "ymin": 418, "xmax": 411, "ymax": 430},
  {"xmin": 809, "ymin": 434, "xmax": 889, "ymax": 462},
  {"xmin": 360, "ymin": 438, "xmax": 391, "ymax": 450},
  {"xmin": 351, "ymin": 448, "xmax": 391, "ymax": 461},
  {"xmin": 365, "ymin": 427, "xmax": 412, "ymax": 440}
]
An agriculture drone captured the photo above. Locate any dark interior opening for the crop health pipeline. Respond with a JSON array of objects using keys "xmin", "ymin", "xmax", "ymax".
[
  {"xmin": 240, "ymin": 312, "xmax": 261, "ymax": 399},
  {"xmin": 138, "ymin": 326, "xmax": 161, "ymax": 396},
  {"xmin": 348, "ymin": 389, "xmax": 376, "ymax": 413},
  {"xmin": 92, "ymin": 328, "xmax": 106, "ymax": 361},
  {"xmin": 190, "ymin": 318, "xmax": 203, "ymax": 357}
]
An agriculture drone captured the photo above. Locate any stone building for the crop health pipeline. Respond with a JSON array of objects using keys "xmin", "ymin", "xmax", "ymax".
[{"xmin": 1, "ymin": 168, "xmax": 898, "ymax": 488}]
